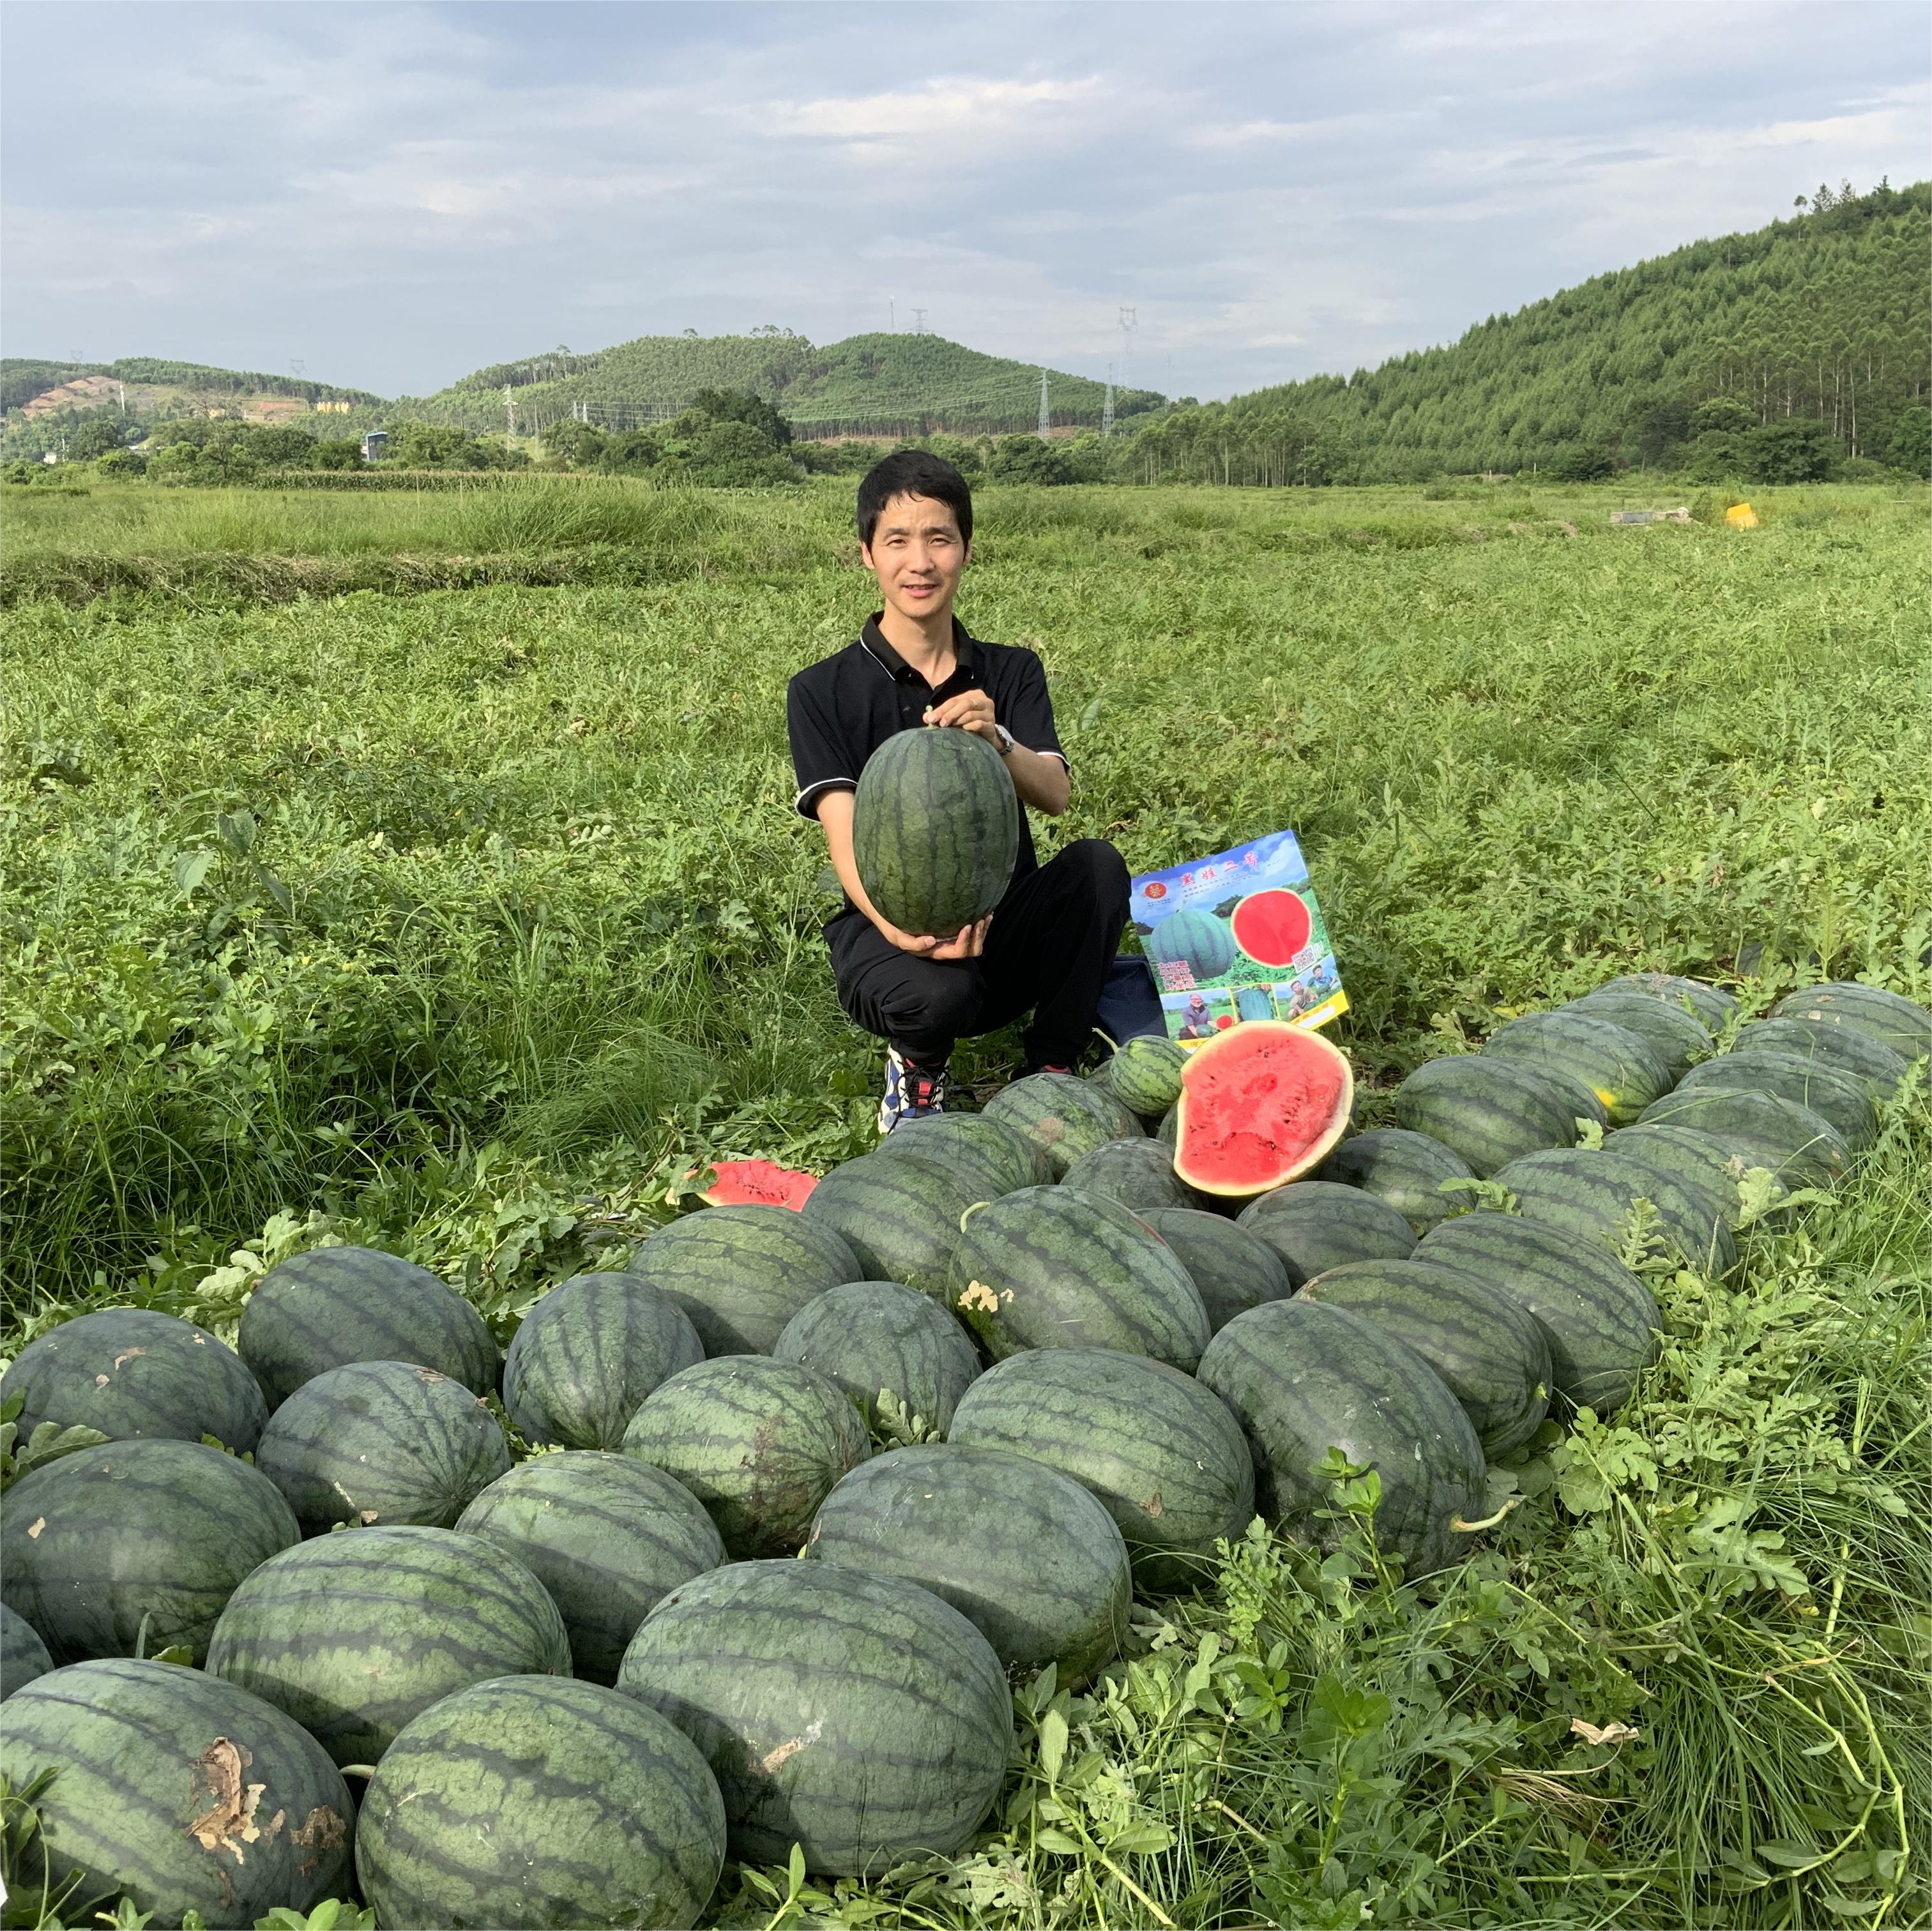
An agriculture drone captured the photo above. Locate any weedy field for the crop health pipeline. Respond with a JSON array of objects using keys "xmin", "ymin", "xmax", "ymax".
[{"xmin": 3, "ymin": 476, "xmax": 1928, "ymax": 1927}]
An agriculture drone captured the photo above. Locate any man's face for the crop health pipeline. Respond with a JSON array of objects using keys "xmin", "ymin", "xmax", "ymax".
[{"xmin": 862, "ymin": 491, "xmax": 968, "ymax": 623}]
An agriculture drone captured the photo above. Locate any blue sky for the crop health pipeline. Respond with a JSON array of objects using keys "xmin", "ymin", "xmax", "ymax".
[{"xmin": 3, "ymin": 1, "xmax": 1922, "ymax": 400}]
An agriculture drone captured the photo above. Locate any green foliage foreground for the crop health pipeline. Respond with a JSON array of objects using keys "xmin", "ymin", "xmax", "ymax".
[{"xmin": 1, "ymin": 481, "xmax": 1927, "ymax": 1926}]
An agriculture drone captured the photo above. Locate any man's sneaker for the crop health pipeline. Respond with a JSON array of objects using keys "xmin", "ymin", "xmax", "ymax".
[{"xmin": 879, "ymin": 1047, "xmax": 950, "ymax": 1135}]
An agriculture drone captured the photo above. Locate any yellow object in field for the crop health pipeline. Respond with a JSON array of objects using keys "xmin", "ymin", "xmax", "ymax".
[{"xmin": 1726, "ymin": 503, "xmax": 1758, "ymax": 528}]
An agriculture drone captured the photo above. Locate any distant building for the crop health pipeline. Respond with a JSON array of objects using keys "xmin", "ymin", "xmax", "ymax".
[{"xmin": 361, "ymin": 430, "xmax": 388, "ymax": 462}]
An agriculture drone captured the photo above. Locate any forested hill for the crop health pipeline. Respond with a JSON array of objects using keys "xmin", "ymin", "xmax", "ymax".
[
  {"xmin": 397, "ymin": 331, "xmax": 1164, "ymax": 439},
  {"xmin": 1136, "ymin": 179, "xmax": 1929, "ymax": 482},
  {"xmin": 0, "ymin": 356, "xmax": 383, "ymax": 415}
]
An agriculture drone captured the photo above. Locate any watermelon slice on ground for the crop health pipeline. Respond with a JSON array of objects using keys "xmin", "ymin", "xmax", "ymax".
[
  {"xmin": 682, "ymin": 1160, "xmax": 818, "ymax": 1209},
  {"xmin": 1173, "ymin": 1021, "xmax": 1353, "ymax": 1199}
]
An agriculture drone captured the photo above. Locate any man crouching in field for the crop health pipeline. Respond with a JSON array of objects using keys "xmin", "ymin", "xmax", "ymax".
[{"xmin": 787, "ymin": 450, "xmax": 1129, "ymax": 1133}]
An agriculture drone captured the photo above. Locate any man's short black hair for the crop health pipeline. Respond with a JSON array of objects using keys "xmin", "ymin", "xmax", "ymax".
[{"xmin": 857, "ymin": 450, "xmax": 973, "ymax": 550}]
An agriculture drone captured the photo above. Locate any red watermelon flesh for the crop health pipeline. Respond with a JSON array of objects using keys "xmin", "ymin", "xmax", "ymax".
[
  {"xmin": 690, "ymin": 1160, "xmax": 819, "ymax": 1209},
  {"xmin": 1230, "ymin": 890, "xmax": 1312, "ymax": 967},
  {"xmin": 1173, "ymin": 1022, "xmax": 1353, "ymax": 1199}
]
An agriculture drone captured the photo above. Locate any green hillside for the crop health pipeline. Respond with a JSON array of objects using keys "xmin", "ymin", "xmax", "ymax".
[
  {"xmin": 399, "ymin": 330, "xmax": 1163, "ymax": 439},
  {"xmin": 1130, "ymin": 179, "xmax": 1930, "ymax": 482}
]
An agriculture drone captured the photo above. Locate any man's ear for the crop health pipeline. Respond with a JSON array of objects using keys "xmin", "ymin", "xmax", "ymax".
[{"xmin": 859, "ymin": 540, "xmax": 876, "ymax": 572}]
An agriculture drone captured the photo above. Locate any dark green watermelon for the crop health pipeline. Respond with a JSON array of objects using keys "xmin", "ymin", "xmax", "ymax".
[
  {"xmin": 617, "ymin": 1560, "xmax": 1012, "ymax": 1877},
  {"xmin": 1673, "ymin": 1050, "xmax": 1877, "ymax": 1149},
  {"xmin": 628, "ymin": 1205, "xmax": 862, "ymax": 1355},
  {"xmin": 620, "ymin": 1356, "xmax": 870, "ymax": 1557},
  {"xmin": 1770, "ymin": 983, "xmax": 1931, "ymax": 1064},
  {"xmin": 254, "ymin": 1359, "xmax": 510, "ymax": 1534},
  {"xmin": 1604, "ymin": 1123, "xmax": 1774, "ymax": 1225},
  {"xmin": 206, "ymin": 1526, "xmax": 571, "ymax": 1767},
  {"xmin": 1235, "ymin": 1181, "xmax": 1416, "ymax": 1287},
  {"xmin": 1636, "ymin": 1086, "xmax": 1851, "ymax": 1188},
  {"xmin": 503, "ymin": 1273, "xmax": 704, "ymax": 1450},
  {"xmin": 1145, "ymin": 907, "xmax": 1236, "ymax": 981},
  {"xmin": 1392, "ymin": 1056, "xmax": 1589, "ymax": 1176},
  {"xmin": 238, "ymin": 1245, "xmax": 498, "ymax": 1410},
  {"xmin": 1733, "ymin": 1018, "xmax": 1910, "ymax": 1101},
  {"xmin": 1297, "ymin": 1258, "xmax": 1552, "ymax": 1457},
  {"xmin": 0, "ymin": 1310, "xmax": 267, "ymax": 1453},
  {"xmin": 1566, "ymin": 991, "xmax": 1713, "ymax": 1082},
  {"xmin": 1090, "ymin": 1036, "xmax": 1187, "ymax": 1118},
  {"xmin": 806, "ymin": 1444, "xmax": 1130, "ymax": 1679},
  {"xmin": 1060, "ymin": 1136, "xmax": 1199, "ymax": 1213},
  {"xmin": 773, "ymin": 1280, "xmax": 982, "ymax": 1434},
  {"xmin": 1155, "ymin": 1103, "xmax": 1178, "ymax": 1146},
  {"xmin": 1596, "ymin": 973, "xmax": 1739, "ymax": 1033},
  {"xmin": 457, "ymin": 1453, "xmax": 724, "ymax": 1685},
  {"xmin": 1235, "ymin": 987, "xmax": 1278, "ymax": 1024},
  {"xmin": 1196, "ymin": 1299, "xmax": 1485, "ymax": 1577},
  {"xmin": 948, "ymin": 1347, "xmax": 1256, "ymax": 1591},
  {"xmin": 0, "ymin": 1658, "xmax": 353, "ymax": 1928},
  {"xmin": 984, "ymin": 1072, "xmax": 1143, "ymax": 1178},
  {"xmin": 1, "ymin": 1604, "xmax": 51, "ymax": 1700},
  {"xmin": 1482, "ymin": 1011, "xmax": 1672, "ymax": 1125},
  {"xmin": 800, "ymin": 1150, "xmax": 987, "ymax": 1301},
  {"xmin": 875, "ymin": 1110, "xmax": 1050, "ymax": 1195},
  {"xmin": 356, "ymin": 1674, "xmax": 726, "ymax": 1930},
  {"xmin": 1416, "ymin": 1213, "xmax": 1659, "ymax": 1414},
  {"xmin": 1143, "ymin": 1208, "xmax": 1292, "ymax": 1332},
  {"xmin": 1493, "ymin": 1149, "xmax": 1736, "ymax": 1273},
  {"xmin": 949, "ymin": 1186, "xmax": 1210, "ymax": 1370},
  {"xmin": 1, "ymin": 1441, "xmax": 299, "ymax": 1667},
  {"xmin": 1317, "ymin": 1129, "xmax": 1475, "ymax": 1234},
  {"xmin": 851, "ymin": 724, "xmax": 1019, "ymax": 939}
]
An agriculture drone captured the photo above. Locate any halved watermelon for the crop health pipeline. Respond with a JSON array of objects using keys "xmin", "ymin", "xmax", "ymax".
[
  {"xmin": 1173, "ymin": 1022, "xmax": 1353, "ymax": 1200},
  {"xmin": 1230, "ymin": 890, "xmax": 1312, "ymax": 967},
  {"xmin": 685, "ymin": 1160, "xmax": 818, "ymax": 1210}
]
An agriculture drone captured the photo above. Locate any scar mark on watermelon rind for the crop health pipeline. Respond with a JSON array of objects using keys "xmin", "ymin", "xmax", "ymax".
[
  {"xmin": 187, "ymin": 1738, "xmax": 266, "ymax": 1861},
  {"xmin": 758, "ymin": 1719, "xmax": 823, "ymax": 1774}
]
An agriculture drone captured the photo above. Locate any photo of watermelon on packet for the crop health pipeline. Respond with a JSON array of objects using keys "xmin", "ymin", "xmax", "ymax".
[{"xmin": 1130, "ymin": 828, "xmax": 1346, "ymax": 1047}]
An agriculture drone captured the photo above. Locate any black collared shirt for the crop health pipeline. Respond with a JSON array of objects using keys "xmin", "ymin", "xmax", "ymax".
[{"xmin": 787, "ymin": 613, "xmax": 1067, "ymax": 879}]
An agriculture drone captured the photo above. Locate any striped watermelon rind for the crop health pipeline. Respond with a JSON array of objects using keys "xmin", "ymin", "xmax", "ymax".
[
  {"xmin": 1595, "ymin": 973, "xmax": 1739, "ymax": 1033},
  {"xmin": 238, "ymin": 1245, "xmax": 499, "ymax": 1411},
  {"xmin": 1733, "ymin": 1018, "xmax": 1911, "ymax": 1101},
  {"xmin": 504, "ymin": 1272, "xmax": 705, "ymax": 1450},
  {"xmin": 1197, "ymin": 1298, "xmax": 1486, "ymax": 1578},
  {"xmin": 1392, "ymin": 1056, "xmax": 1592, "ymax": 1176},
  {"xmin": 1672, "ymin": 1050, "xmax": 1878, "ymax": 1149},
  {"xmin": 800, "ymin": 1150, "xmax": 988, "ymax": 1302},
  {"xmin": 1316, "ymin": 1128, "xmax": 1475, "ymax": 1234},
  {"xmin": 1482, "ymin": 1011, "xmax": 1672, "ymax": 1126},
  {"xmin": 949, "ymin": 1186, "xmax": 1211, "ymax": 1371},
  {"xmin": 773, "ymin": 1280, "xmax": 983, "ymax": 1434},
  {"xmin": 205, "ymin": 1526, "xmax": 572, "ymax": 1768},
  {"xmin": 254, "ymin": 1359, "xmax": 511, "ymax": 1534},
  {"xmin": 0, "ymin": 1310, "xmax": 268, "ymax": 1454},
  {"xmin": 616, "ymin": 1560, "xmax": 1013, "ymax": 1877},
  {"xmin": 628, "ymin": 1205, "xmax": 862, "ymax": 1356},
  {"xmin": 947, "ymin": 1347, "xmax": 1256, "ymax": 1593},
  {"xmin": 984, "ymin": 1072, "xmax": 1144, "ymax": 1179},
  {"xmin": 851, "ymin": 725, "xmax": 1019, "ymax": 940},
  {"xmin": 1, "ymin": 1603, "xmax": 52, "ymax": 1700},
  {"xmin": 1090, "ymin": 1036, "xmax": 1188, "ymax": 1118},
  {"xmin": 1415, "ymin": 1213, "xmax": 1660, "ymax": 1415},
  {"xmin": 1297, "ymin": 1257, "xmax": 1553, "ymax": 1458},
  {"xmin": 1769, "ymin": 982, "xmax": 1931, "ymax": 1064},
  {"xmin": 874, "ymin": 1112, "xmax": 1051, "ymax": 1195},
  {"xmin": 355, "ymin": 1674, "xmax": 727, "ymax": 1931},
  {"xmin": 1142, "ymin": 1208, "xmax": 1292, "ymax": 1333},
  {"xmin": 1603, "ymin": 1124, "xmax": 1776, "ymax": 1225},
  {"xmin": 620, "ymin": 1355, "xmax": 871, "ymax": 1557},
  {"xmin": 1493, "ymin": 1148, "xmax": 1737, "ymax": 1275},
  {"xmin": 1565, "ymin": 991, "xmax": 1713, "ymax": 1082},
  {"xmin": 1636, "ymin": 1086, "xmax": 1851, "ymax": 1188},
  {"xmin": 807, "ymin": 1443, "xmax": 1132, "ymax": 1679},
  {"xmin": 1060, "ymin": 1136, "xmax": 1201, "ymax": 1213},
  {"xmin": 1, "ymin": 1440, "xmax": 300, "ymax": 1668},
  {"xmin": 1235, "ymin": 1181, "xmax": 1417, "ymax": 1289},
  {"xmin": 1, "ymin": 1658, "xmax": 354, "ymax": 1927},
  {"xmin": 457, "ymin": 1452, "xmax": 724, "ymax": 1685}
]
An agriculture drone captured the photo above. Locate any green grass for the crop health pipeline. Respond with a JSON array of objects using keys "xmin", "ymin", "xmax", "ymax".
[{"xmin": 1, "ymin": 479, "xmax": 1927, "ymax": 1926}]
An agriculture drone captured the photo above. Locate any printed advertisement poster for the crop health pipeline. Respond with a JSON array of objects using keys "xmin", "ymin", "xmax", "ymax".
[{"xmin": 1129, "ymin": 829, "xmax": 1346, "ymax": 1045}]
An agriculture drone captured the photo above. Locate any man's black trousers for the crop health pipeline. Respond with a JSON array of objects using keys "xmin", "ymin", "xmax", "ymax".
[{"xmin": 826, "ymin": 839, "xmax": 1131, "ymax": 1069}]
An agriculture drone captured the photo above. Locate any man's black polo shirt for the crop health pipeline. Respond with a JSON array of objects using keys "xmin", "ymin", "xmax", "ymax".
[{"xmin": 787, "ymin": 614, "xmax": 1067, "ymax": 883}]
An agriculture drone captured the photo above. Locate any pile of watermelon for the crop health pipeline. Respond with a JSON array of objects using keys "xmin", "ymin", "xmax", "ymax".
[{"xmin": 1, "ymin": 976, "xmax": 1924, "ymax": 1927}]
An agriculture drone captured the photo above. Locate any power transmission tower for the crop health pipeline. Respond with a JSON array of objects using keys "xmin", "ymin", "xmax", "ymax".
[
  {"xmin": 504, "ymin": 384, "xmax": 516, "ymax": 437},
  {"xmin": 888, "ymin": 298, "xmax": 895, "ymax": 333},
  {"xmin": 910, "ymin": 308, "xmax": 928, "ymax": 335},
  {"xmin": 1038, "ymin": 368, "xmax": 1051, "ymax": 439},
  {"xmin": 1118, "ymin": 307, "xmax": 1137, "ymax": 393},
  {"xmin": 1102, "ymin": 363, "xmax": 1114, "ymax": 438},
  {"xmin": 291, "ymin": 360, "xmax": 305, "ymax": 377}
]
